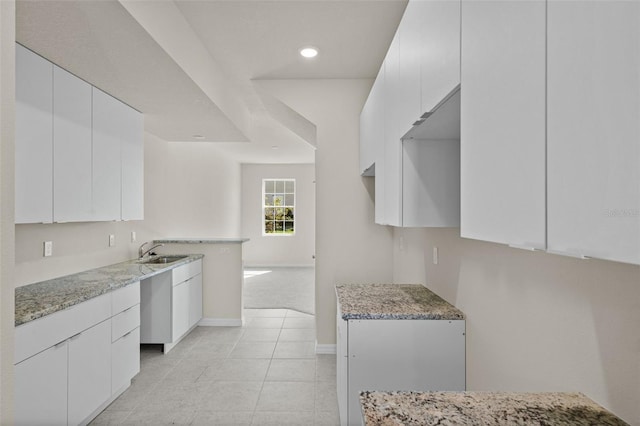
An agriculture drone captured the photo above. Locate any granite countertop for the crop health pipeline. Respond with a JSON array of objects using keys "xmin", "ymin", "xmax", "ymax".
[
  {"xmin": 335, "ymin": 284, "xmax": 465, "ymax": 320},
  {"xmin": 155, "ymin": 238, "xmax": 249, "ymax": 244},
  {"xmin": 15, "ymin": 254, "xmax": 204, "ymax": 327},
  {"xmin": 359, "ymin": 391, "xmax": 628, "ymax": 426}
]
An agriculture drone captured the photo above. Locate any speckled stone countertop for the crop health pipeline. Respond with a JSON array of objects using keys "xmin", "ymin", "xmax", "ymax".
[
  {"xmin": 335, "ymin": 284, "xmax": 464, "ymax": 320},
  {"xmin": 15, "ymin": 254, "xmax": 204, "ymax": 327},
  {"xmin": 359, "ymin": 391, "xmax": 628, "ymax": 425},
  {"xmin": 154, "ymin": 238, "xmax": 249, "ymax": 244}
]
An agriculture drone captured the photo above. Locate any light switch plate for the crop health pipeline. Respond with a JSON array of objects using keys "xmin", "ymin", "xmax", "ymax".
[
  {"xmin": 433, "ymin": 247, "xmax": 439, "ymax": 265},
  {"xmin": 131, "ymin": 231, "xmax": 137, "ymax": 243},
  {"xmin": 109, "ymin": 234, "xmax": 116, "ymax": 247},
  {"xmin": 43, "ymin": 241, "xmax": 53, "ymax": 257}
]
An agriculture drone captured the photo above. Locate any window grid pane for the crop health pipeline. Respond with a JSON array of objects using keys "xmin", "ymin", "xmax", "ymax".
[{"xmin": 263, "ymin": 179, "xmax": 295, "ymax": 235}]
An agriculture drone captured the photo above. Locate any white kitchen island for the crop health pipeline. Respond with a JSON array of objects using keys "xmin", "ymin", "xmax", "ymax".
[{"xmin": 335, "ymin": 284, "xmax": 466, "ymax": 426}]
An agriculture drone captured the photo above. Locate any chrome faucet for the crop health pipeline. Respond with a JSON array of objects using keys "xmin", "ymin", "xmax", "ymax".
[{"xmin": 138, "ymin": 242, "xmax": 164, "ymax": 259}]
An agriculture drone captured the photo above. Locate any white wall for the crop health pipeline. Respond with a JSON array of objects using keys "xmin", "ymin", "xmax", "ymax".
[
  {"xmin": 241, "ymin": 163, "xmax": 315, "ymax": 267},
  {"xmin": 15, "ymin": 132, "xmax": 243, "ymax": 287},
  {"xmin": 147, "ymin": 139, "xmax": 242, "ymax": 239},
  {"xmin": 0, "ymin": 1, "xmax": 15, "ymax": 421},
  {"xmin": 393, "ymin": 227, "xmax": 640, "ymax": 425},
  {"xmin": 256, "ymin": 79, "xmax": 395, "ymax": 346}
]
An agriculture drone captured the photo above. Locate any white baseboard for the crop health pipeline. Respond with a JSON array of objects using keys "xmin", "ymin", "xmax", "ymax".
[
  {"xmin": 244, "ymin": 264, "xmax": 315, "ymax": 268},
  {"xmin": 315, "ymin": 343, "xmax": 336, "ymax": 354},
  {"xmin": 199, "ymin": 317, "xmax": 243, "ymax": 327}
]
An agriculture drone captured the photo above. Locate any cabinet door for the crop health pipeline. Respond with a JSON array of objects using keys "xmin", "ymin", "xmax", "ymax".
[
  {"xmin": 15, "ymin": 44, "xmax": 53, "ymax": 224},
  {"xmin": 15, "ymin": 341, "xmax": 68, "ymax": 426},
  {"xmin": 68, "ymin": 319, "xmax": 112, "ymax": 426},
  {"xmin": 172, "ymin": 280, "xmax": 190, "ymax": 339},
  {"xmin": 121, "ymin": 106, "xmax": 144, "ymax": 220},
  {"xmin": 421, "ymin": 0, "xmax": 461, "ymax": 112},
  {"xmin": 336, "ymin": 313, "xmax": 348, "ymax": 426},
  {"xmin": 92, "ymin": 87, "xmax": 122, "ymax": 221},
  {"xmin": 188, "ymin": 274, "xmax": 203, "ymax": 329},
  {"xmin": 360, "ymin": 69, "xmax": 384, "ymax": 177},
  {"xmin": 348, "ymin": 319, "xmax": 465, "ymax": 425},
  {"xmin": 112, "ymin": 327, "xmax": 140, "ymax": 393},
  {"xmin": 460, "ymin": 0, "xmax": 546, "ymax": 249},
  {"xmin": 53, "ymin": 65, "xmax": 93, "ymax": 222},
  {"xmin": 397, "ymin": 0, "xmax": 423, "ymax": 134},
  {"xmin": 383, "ymin": 34, "xmax": 402, "ymax": 227},
  {"xmin": 374, "ymin": 66, "xmax": 387, "ymax": 225},
  {"xmin": 547, "ymin": 0, "xmax": 640, "ymax": 264}
]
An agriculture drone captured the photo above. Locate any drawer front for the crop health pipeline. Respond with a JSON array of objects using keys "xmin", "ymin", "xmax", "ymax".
[
  {"xmin": 15, "ymin": 292, "xmax": 111, "ymax": 364},
  {"xmin": 172, "ymin": 259, "xmax": 202, "ymax": 284},
  {"xmin": 112, "ymin": 304, "xmax": 140, "ymax": 342},
  {"xmin": 112, "ymin": 327, "xmax": 140, "ymax": 393},
  {"xmin": 112, "ymin": 281, "xmax": 140, "ymax": 315}
]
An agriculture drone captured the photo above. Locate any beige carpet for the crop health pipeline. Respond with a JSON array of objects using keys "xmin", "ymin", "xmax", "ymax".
[{"xmin": 243, "ymin": 267, "xmax": 315, "ymax": 315}]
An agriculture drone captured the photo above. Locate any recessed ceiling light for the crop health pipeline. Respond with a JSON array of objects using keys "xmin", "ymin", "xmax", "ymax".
[
  {"xmin": 299, "ymin": 47, "xmax": 318, "ymax": 59},
  {"xmin": 192, "ymin": 135, "xmax": 205, "ymax": 140}
]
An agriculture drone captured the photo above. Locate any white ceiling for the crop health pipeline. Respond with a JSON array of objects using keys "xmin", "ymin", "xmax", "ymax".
[{"xmin": 16, "ymin": 0, "xmax": 407, "ymax": 164}]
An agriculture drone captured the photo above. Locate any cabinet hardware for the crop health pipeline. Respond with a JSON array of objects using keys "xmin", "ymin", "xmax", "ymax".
[{"xmin": 546, "ymin": 250, "xmax": 591, "ymax": 260}]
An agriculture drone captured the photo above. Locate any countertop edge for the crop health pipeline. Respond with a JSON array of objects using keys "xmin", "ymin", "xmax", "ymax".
[
  {"xmin": 15, "ymin": 254, "xmax": 204, "ymax": 327},
  {"xmin": 358, "ymin": 391, "xmax": 629, "ymax": 426},
  {"xmin": 335, "ymin": 284, "xmax": 466, "ymax": 321},
  {"xmin": 154, "ymin": 238, "xmax": 249, "ymax": 244}
]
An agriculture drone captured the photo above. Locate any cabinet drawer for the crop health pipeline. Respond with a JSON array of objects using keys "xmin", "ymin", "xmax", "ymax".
[
  {"xmin": 112, "ymin": 327, "xmax": 140, "ymax": 393},
  {"xmin": 172, "ymin": 259, "xmax": 202, "ymax": 284},
  {"xmin": 112, "ymin": 304, "xmax": 140, "ymax": 342},
  {"xmin": 112, "ymin": 281, "xmax": 140, "ymax": 315},
  {"xmin": 15, "ymin": 292, "xmax": 111, "ymax": 364}
]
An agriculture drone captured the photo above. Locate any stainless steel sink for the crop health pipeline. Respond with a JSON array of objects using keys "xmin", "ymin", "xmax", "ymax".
[{"xmin": 141, "ymin": 255, "xmax": 188, "ymax": 264}]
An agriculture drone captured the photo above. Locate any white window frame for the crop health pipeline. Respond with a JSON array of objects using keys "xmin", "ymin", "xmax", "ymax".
[{"xmin": 262, "ymin": 178, "xmax": 296, "ymax": 236}]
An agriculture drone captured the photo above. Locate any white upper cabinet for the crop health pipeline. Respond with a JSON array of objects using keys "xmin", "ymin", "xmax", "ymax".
[
  {"xmin": 383, "ymin": 33, "xmax": 402, "ymax": 227},
  {"xmin": 360, "ymin": 68, "xmax": 384, "ymax": 176},
  {"xmin": 374, "ymin": 67, "xmax": 387, "ymax": 225},
  {"xmin": 547, "ymin": 0, "xmax": 640, "ymax": 264},
  {"xmin": 92, "ymin": 87, "xmax": 124, "ymax": 221},
  {"xmin": 15, "ymin": 44, "xmax": 144, "ymax": 224},
  {"xmin": 397, "ymin": 0, "xmax": 423, "ymax": 134},
  {"xmin": 15, "ymin": 44, "xmax": 53, "ymax": 224},
  {"xmin": 360, "ymin": 0, "xmax": 462, "ymax": 228},
  {"xmin": 460, "ymin": 0, "xmax": 546, "ymax": 249},
  {"xmin": 121, "ymin": 104, "xmax": 144, "ymax": 221},
  {"xmin": 53, "ymin": 65, "xmax": 93, "ymax": 222},
  {"xmin": 420, "ymin": 0, "xmax": 461, "ymax": 113}
]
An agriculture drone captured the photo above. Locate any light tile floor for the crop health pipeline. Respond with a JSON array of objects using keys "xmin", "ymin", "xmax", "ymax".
[{"xmin": 91, "ymin": 309, "xmax": 339, "ymax": 426}]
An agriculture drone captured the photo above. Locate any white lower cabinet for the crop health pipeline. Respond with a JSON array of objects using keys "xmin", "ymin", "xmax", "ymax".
[
  {"xmin": 14, "ymin": 282, "xmax": 141, "ymax": 426},
  {"xmin": 68, "ymin": 319, "xmax": 112, "ymax": 426},
  {"xmin": 111, "ymin": 283, "xmax": 141, "ymax": 394},
  {"xmin": 172, "ymin": 279, "xmax": 190, "ymax": 340},
  {"xmin": 15, "ymin": 342, "xmax": 68, "ymax": 426},
  {"xmin": 189, "ymin": 274, "xmax": 203, "ymax": 328},
  {"xmin": 112, "ymin": 328, "xmax": 141, "ymax": 394},
  {"xmin": 141, "ymin": 260, "xmax": 203, "ymax": 352},
  {"xmin": 337, "ymin": 314, "xmax": 466, "ymax": 425}
]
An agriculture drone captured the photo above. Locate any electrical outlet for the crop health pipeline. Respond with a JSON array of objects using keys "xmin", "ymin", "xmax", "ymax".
[
  {"xmin": 220, "ymin": 247, "xmax": 230, "ymax": 254},
  {"xmin": 433, "ymin": 247, "xmax": 439, "ymax": 265},
  {"xmin": 109, "ymin": 234, "xmax": 116, "ymax": 247},
  {"xmin": 43, "ymin": 241, "xmax": 53, "ymax": 257},
  {"xmin": 131, "ymin": 231, "xmax": 137, "ymax": 243}
]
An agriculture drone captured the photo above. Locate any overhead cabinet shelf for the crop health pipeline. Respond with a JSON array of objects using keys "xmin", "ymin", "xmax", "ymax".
[{"xmin": 403, "ymin": 85, "xmax": 460, "ymax": 141}]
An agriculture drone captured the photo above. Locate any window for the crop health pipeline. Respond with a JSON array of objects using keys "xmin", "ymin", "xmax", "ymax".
[{"xmin": 263, "ymin": 179, "xmax": 295, "ymax": 235}]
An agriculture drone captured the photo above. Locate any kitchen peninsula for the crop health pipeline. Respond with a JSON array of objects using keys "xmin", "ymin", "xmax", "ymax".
[{"xmin": 153, "ymin": 238, "xmax": 249, "ymax": 326}]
